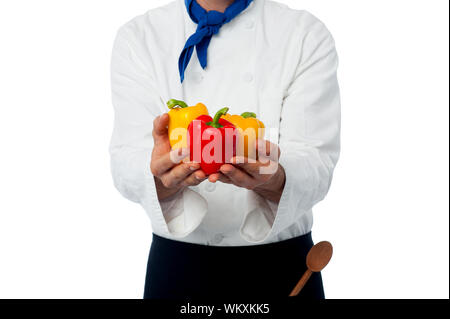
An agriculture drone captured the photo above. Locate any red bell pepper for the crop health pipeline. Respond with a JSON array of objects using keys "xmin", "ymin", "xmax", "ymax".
[{"xmin": 188, "ymin": 107, "xmax": 237, "ymax": 175}]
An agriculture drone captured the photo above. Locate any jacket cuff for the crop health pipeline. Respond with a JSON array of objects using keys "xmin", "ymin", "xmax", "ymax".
[
  {"xmin": 239, "ymin": 153, "xmax": 305, "ymax": 244},
  {"xmin": 239, "ymin": 190, "xmax": 276, "ymax": 243},
  {"xmin": 162, "ymin": 188, "xmax": 208, "ymax": 238},
  {"xmin": 141, "ymin": 152, "xmax": 207, "ymax": 239}
]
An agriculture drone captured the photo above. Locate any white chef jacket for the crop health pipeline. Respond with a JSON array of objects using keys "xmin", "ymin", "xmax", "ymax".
[{"xmin": 110, "ymin": 0, "xmax": 340, "ymax": 246}]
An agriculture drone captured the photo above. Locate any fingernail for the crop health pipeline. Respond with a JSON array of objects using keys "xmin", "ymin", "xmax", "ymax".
[
  {"xmin": 190, "ymin": 165, "xmax": 199, "ymax": 171},
  {"xmin": 181, "ymin": 147, "xmax": 190, "ymax": 156},
  {"xmin": 170, "ymin": 148, "xmax": 187, "ymax": 163},
  {"xmin": 257, "ymin": 139, "xmax": 267, "ymax": 153},
  {"xmin": 221, "ymin": 166, "xmax": 233, "ymax": 174}
]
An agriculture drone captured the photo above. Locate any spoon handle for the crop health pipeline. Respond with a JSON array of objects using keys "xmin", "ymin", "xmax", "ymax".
[{"xmin": 289, "ymin": 269, "xmax": 313, "ymax": 297}]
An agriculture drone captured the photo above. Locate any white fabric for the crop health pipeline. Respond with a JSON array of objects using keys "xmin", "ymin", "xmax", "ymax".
[{"xmin": 110, "ymin": 0, "xmax": 340, "ymax": 246}]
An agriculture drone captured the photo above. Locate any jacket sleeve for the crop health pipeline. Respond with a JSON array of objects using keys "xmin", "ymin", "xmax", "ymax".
[
  {"xmin": 240, "ymin": 18, "xmax": 341, "ymax": 243},
  {"xmin": 110, "ymin": 26, "xmax": 207, "ymax": 238}
]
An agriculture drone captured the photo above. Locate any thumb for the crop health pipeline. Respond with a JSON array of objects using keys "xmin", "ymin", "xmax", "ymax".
[
  {"xmin": 152, "ymin": 113, "xmax": 170, "ymax": 145},
  {"xmin": 257, "ymin": 139, "xmax": 280, "ymax": 162}
]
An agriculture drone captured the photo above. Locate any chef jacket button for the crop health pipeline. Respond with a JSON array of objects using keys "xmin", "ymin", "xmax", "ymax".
[
  {"xmin": 212, "ymin": 234, "xmax": 224, "ymax": 245},
  {"xmin": 243, "ymin": 73, "xmax": 254, "ymax": 83},
  {"xmin": 193, "ymin": 72, "xmax": 203, "ymax": 83},
  {"xmin": 205, "ymin": 182, "xmax": 216, "ymax": 192},
  {"xmin": 245, "ymin": 20, "xmax": 254, "ymax": 29}
]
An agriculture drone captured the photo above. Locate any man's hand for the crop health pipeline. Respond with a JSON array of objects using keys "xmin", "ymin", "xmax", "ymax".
[
  {"xmin": 150, "ymin": 114, "xmax": 207, "ymax": 201},
  {"xmin": 209, "ymin": 140, "xmax": 286, "ymax": 203}
]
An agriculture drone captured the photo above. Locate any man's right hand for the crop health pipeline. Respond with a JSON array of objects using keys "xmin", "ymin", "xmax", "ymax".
[{"xmin": 150, "ymin": 113, "xmax": 207, "ymax": 201}]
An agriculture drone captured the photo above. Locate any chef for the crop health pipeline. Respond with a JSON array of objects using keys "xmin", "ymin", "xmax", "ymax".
[{"xmin": 110, "ymin": 0, "xmax": 340, "ymax": 299}]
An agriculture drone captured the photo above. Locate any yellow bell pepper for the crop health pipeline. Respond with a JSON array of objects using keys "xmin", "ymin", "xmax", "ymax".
[
  {"xmin": 167, "ymin": 99, "xmax": 209, "ymax": 149},
  {"xmin": 221, "ymin": 112, "xmax": 265, "ymax": 158}
]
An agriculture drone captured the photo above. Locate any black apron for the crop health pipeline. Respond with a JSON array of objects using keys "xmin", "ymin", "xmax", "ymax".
[{"xmin": 144, "ymin": 232, "xmax": 325, "ymax": 299}]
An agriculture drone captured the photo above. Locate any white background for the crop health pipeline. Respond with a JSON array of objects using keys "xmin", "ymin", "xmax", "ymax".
[{"xmin": 0, "ymin": 0, "xmax": 448, "ymax": 299}]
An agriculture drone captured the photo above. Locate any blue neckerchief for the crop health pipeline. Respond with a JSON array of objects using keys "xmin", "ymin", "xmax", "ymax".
[{"xmin": 179, "ymin": 0, "xmax": 253, "ymax": 83}]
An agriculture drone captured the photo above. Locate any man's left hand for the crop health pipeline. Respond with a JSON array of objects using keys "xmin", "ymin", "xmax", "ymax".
[{"xmin": 208, "ymin": 140, "xmax": 286, "ymax": 203}]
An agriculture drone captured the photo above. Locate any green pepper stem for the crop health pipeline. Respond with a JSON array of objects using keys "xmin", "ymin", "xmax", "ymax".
[
  {"xmin": 241, "ymin": 112, "xmax": 257, "ymax": 119},
  {"xmin": 207, "ymin": 107, "xmax": 229, "ymax": 128},
  {"xmin": 167, "ymin": 99, "xmax": 189, "ymax": 109}
]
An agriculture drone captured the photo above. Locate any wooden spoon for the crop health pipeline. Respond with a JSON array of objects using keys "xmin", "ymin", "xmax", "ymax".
[{"xmin": 289, "ymin": 241, "xmax": 333, "ymax": 297}]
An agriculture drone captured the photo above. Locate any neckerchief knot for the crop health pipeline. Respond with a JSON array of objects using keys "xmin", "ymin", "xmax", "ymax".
[{"xmin": 178, "ymin": 0, "xmax": 253, "ymax": 83}]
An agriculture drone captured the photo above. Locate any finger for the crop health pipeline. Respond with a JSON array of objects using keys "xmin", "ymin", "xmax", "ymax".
[
  {"xmin": 182, "ymin": 170, "xmax": 207, "ymax": 187},
  {"xmin": 257, "ymin": 139, "xmax": 280, "ymax": 162},
  {"xmin": 160, "ymin": 161, "xmax": 200, "ymax": 189},
  {"xmin": 219, "ymin": 164, "xmax": 255, "ymax": 189},
  {"xmin": 230, "ymin": 156, "xmax": 269, "ymax": 177},
  {"xmin": 208, "ymin": 173, "xmax": 221, "ymax": 183},
  {"xmin": 216, "ymin": 173, "xmax": 233, "ymax": 184},
  {"xmin": 208, "ymin": 172, "xmax": 232, "ymax": 184},
  {"xmin": 152, "ymin": 113, "xmax": 170, "ymax": 145},
  {"xmin": 231, "ymin": 158, "xmax": 278, "ymax": 178},
  {"xmin": 151, "ymin": 147, "xmax": 190, "ymax": 177}
]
